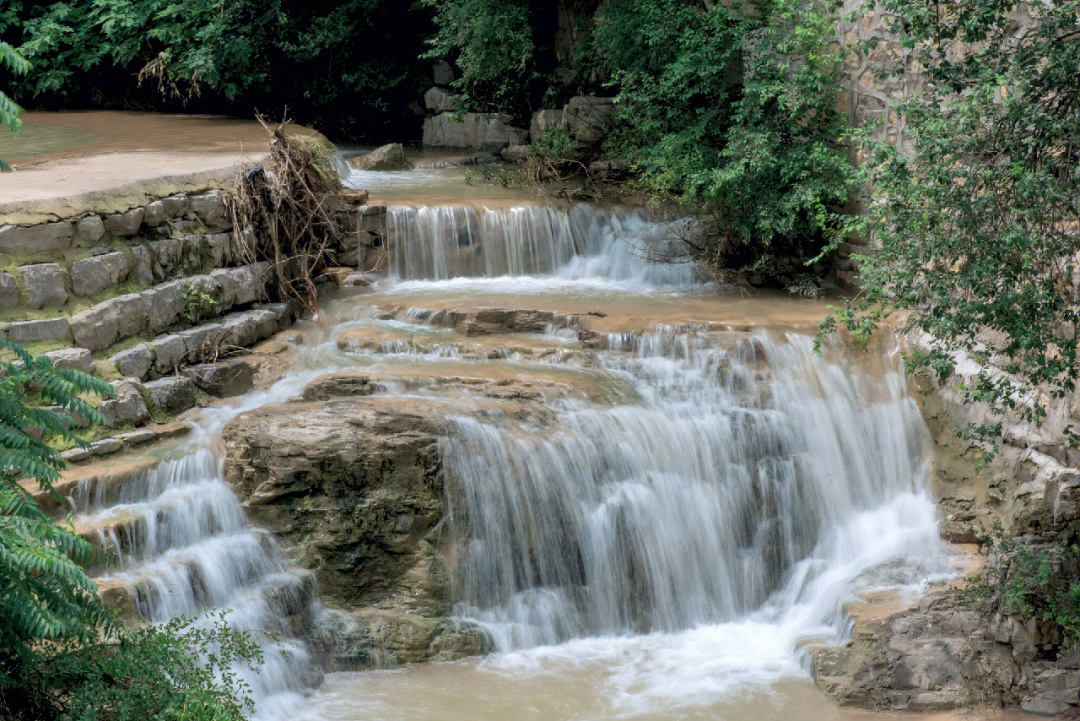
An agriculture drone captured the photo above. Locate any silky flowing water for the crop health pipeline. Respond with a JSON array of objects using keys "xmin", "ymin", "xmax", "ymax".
[{"xmin": 61, "ymin": 162, "xmax": 965, "ymax": 720}]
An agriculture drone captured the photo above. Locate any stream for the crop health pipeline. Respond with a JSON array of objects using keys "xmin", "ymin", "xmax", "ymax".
[{"xmin": 70, "ymin": 161, "xmax": 958, "ymax": 720}]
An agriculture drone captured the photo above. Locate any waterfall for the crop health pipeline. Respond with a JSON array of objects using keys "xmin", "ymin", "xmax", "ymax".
[
  {"xmin": 386, "ymin": 205, "xmax": 697, "ymax": 288},
  {"xmin": 442, "ymin": 331, "xmax": 944, "ymax": 650}
]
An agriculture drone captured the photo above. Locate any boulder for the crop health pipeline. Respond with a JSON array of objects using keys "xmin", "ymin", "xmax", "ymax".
[
  {"xmin": 74, "ymin": 215, "xmax": 105, "ymax": 244},
  {"xmin": 69, "ymin": 294, "xmax": 147, "ymax": 351},
  {"xmin": 423, "ymin": 87, "xmax": 455, "ymax": 113},
  {"xmin": 501, "ymin": 144, "xmax": 530, "ymax": 162},
  {"xmin": 351, "ymin": 143, "xmax": 413, "ymax": 171},
  {"xmin": 432, "ymin": 60, "xmax": 454, "ymax": 86},
  {"xmin": 69, "ymin": 251, "xmax": 131, "ymax": 297},
  {"xmin": 530, "ymin": 108, "xmax": 567, "ymax": 144},
  {"xmin": 423, "ymin": 113, "xmax": 528, "ymax": 150},
  {"xmin": 222, "ymin": 394, "xmax": 449, "ymax": 614},
  {"xmin": 159, "ymin": 194, "xmax": 189, "ymax": 218},
  {"xmin": 18, "ymin": 263, "xmax": 68, "ymax": 309},
  {"xmin": 111, "ymin": 343, "xmax": 154, "ymax": 381},
  {"xmin": 45, "ymin": 348, "xmax": 93, "ymax": 374},
  {"xmin": 7, "ymin": 318, "xmax": 70, "ymax": 344},
  {"xmin": 311, "ymin": 608, "xmax": 491, "ymax": 669},
  {"xmin": 0, "ymin": 222, "xmax": 73, "ymax": 253},
  {"xmin": 151, "ymin": 334, "xmax": 188, "ymax": 374},
  {"xmin": 183, "ymin": 359, "xmax": 254, "ymax": 397},
  {"xmin": 0, "ymin": 272, "xmax": 18, "ymax": 310},
  {"xmin": 98, "ymin": 379, "xmax": 150, "ymax": 427},
  {"xmin": 103, "ymin": 208, "xmax": 145, "ymax": 237},
  {"xmin": 564, "ymin": 95, "xmax": 616, "ymax": 146},
  {"xmin": 141, "ymin": 281, "xmax": 185, "ymax": 334},
  {"xmin": 190, "ymin": 190, "xmax": 228, "ymax": 228},
  {"xmin": 144, "ymin": 376, "xmax": 197, "ymax": 415}
]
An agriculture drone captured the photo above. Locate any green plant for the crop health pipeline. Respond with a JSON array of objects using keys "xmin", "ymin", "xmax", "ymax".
[
  {"xmin": 0, "ymin": 39, "xmax": 29, "ymax": 171},
  {"xmin": 991, "ymin": 536, "xmax": 1080, "ymax": 643},
  {"xmin": 821, "ymin": 0, "xmax": 1080, "ymax": 453},
  {"xmin": 181, "ymin": 281, "xmax": 217, "ymax": 324}
]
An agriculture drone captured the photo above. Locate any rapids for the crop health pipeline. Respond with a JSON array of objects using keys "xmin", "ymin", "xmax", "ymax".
[{"xmin": 61, "ymin": 161, "xmax": 956, "ymax": 721}]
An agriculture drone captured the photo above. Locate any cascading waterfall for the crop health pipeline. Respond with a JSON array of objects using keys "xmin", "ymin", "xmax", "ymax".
[
  {"xmin": 386, "ymin": 204, "xmax": 697, "ymax": 288},
  {"xmin": 442, "ymin": 330, "xmax": 945, "ymax": 651}
]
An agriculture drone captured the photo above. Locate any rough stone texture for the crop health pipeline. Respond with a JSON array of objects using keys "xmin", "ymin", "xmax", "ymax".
[
  {"xmin": 142, "ymin": 280, "xmax": 185, "ymax": 334},
  {"xmin": 183, "ymin": 359, "xmax": 254, "ymax": 397},
  {"xmin": 142, "ymin": 200, "xmax": 167, "ymax": 228},
  {"xmin": 98, "ymin": 379, "xmax": 150, "ymax": 427},
  {"xmin": 190, "ymin": 190, "xmax": 228, "ymax": 228},
  {"xmin": 311, "ymin": 608, "xmax": 492, "ymax": 670},
  {"xmin": 530, "ymin": 108, "xmax": 567, "ymax": 144},
  {"xmin": 0, "ymin": 272, "xmax": 18, "ymax": 310},
  {"xmin": 18, "ymin": 263, "xmax": 68, "ymax": 309},
  {"xmin": 111, "ymin": 343, "xmax": 154, "ymax": 381},
  {"xmin": 74, "ymin": 215, "xmax": 105, "ymax": 244},
  {"xmin": 144, "ymin": 376, "xmax": 197, "ymax": 415},
  {"xmin": 352, "ymin": 143, "xmax": 413, "ymax": 171},
  {"xmin": 103, "ymin": 208, "xmax": 145, "ymax": 237},
  {"xmin": 0, "ymin": 222, "xmax": 73, "ymax": 253},
  {"xmin": 564, "ymin": 96, "xmax": 616, "ymax": 148},
  {"xmin": 70, "ymin": 294, "xmax": 147, "ymax": 351},
  {"xmin": 432, "ymin": 59, "xmax": 454, "ymax": 86},
  {"xmin": 160, "ymin": 194, "xmax": 189, "ymax": 218},
  {"xmin": 151, "ymin": 334, "xmax": 188, "ymax": 374},
  {"xmin": 222, "ymin": 393, "xmax": 449, "ymax": 614},
  {"xmin": 7, "ymin": 318, "xmax": 70, "ymax": 344},
  {"xmin": 423, "ymin": 87, "xmax": 455, "ymax": 113},
  {"xmin": 422, "ymin": 113, "xmax": 528, "ymax": 150},
  {"xmin": 45, "ymin": 347, "xmax": 93, "ymax": 374},
  {"xmin": 69, "ymin": 251, "xmax": 131, "ymax": 297},
  {"xmin": 129, "ymin": 245, "xmax": 154, "ymax": 286},
  {"xmin": 501, "ymin": 144, "xmax": 530, "ymax": 162}
]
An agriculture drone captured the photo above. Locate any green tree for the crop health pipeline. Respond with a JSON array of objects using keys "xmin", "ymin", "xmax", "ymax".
[
  {"xmin": 823, "ymin": 0, "xmax": 1080, "ymax": 451},
  {"xmin": 0, "ymin": 38, "xmax": 28, "ymax": 170},
  {"xmin": 0, "ymin": 341, "xmax": 261, "ymax": 720}
]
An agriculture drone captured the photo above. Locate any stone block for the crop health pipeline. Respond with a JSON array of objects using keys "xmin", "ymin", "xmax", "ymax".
[
  {"xmin": 151, "ymin": 334, "xmax": 188, "ymax": 374},
  {"xmin": 142, "ymin": 200, "xmax": 167, "ymax": 228},
  {"xmin": 0, "ymin": 222, "xmax": 73, "ymax": 253},
  {"xmin": 18, "ymin": 263, "xmax": 68, "ymax": 309},
  {"xmin": 501, "ymin": 144, "xmax": 530, "ymax": 162},
  {"xmin": 183, "ymin": 359, "xmax": 254, "ymax": 397},
  {"xmin": 351, "ymin": 143, "xmax": 412, "ymax": 171},
  {"xmin": 0, "ymin": 272, "xmax": 17, "ymax": 310},
  {"xmin": 144, "ymin": 376, "xmax": 197, "ymax": 415},
  {"xmin": 69, "ymin": 294, "xmax": 147, "ymax": 351},
  {"xmin": 530, "ymin": 108, "xmax": 567, "ymax": 144},
  {"xmin": 149, "ymin": 238, "xmax": 183, "ymax": 280},
  {"xmin": 423, "ymin": 87, "xmax": 454, "ymax": 113},
  {"xmin": 178, "ymin": 323, "xmax": 224, "ymax": 358},
  {"xmin": 141, "ymin": 281, "xmax": 185, "ymax": 333},
  {"xmin": 74, "ymin": 215, "xmax": 105, "ymax": 244},
  {"xmin": 99, "ymin": 379, "xmax": 150, "ymax": 427},
  {"xmin": 565, "ymin": 96, "xmax": 616, "ymax": 146},
  {"xmin": 190, "ymin": 190, "xmax": 228, "ymax": 228},
  {"xmin": 160, "ymin": 194, "xmax": 189, "ymax": 218},
  {"xmin": 129, "ymin": 245, "xmax": 154, "ymax": 286},
  {"xmin": 103, "ymin": 208, "xmax": 145, "ymax": 237},
  {"xmin": 206, "ymin": 233, "xmax": 232, "ymax": 267},
  {"xmin": 423, "ymin": 113, "xmax": 528, "ymax": 150},
  {"xmin": 8, "ymin": 318, "xmax": 71, "ymax": 344},
  {"xmin": 45, "ymin": 347, "xmax": 93, "ymax": 374},
  {"xmin": 90, "ymin": 438, "xmax": 124, "ymax": 456},
  {"xmin": 433, "ymin": 59, "xmax": 454, "ymax": 86},
  {"xmin": 111, "ymin": 343, "xmax": 154, "ymax": 381},
  {"xmin": 69, "ymin": 251, "xmax": 131, "ymax": 297}
]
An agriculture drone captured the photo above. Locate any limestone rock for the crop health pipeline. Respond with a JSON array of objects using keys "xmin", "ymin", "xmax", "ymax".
[
  {"xmin": 129, "ymin": 245, "xmax": 154, "ymax": 286},
  {"xmin": 501, "ymin": 144, "xmax": 530, "ymax": 162},
  {"xmin": 69, "ymin": 294, "xmax": 147, "ymax": 351},
  {"xmin": 74, "ymin": 215, "xmax": 105, "ymax": 244},
  {"xmin": 423, "ymin": 113, "xmax": 527, "ymax": 150},
  {"xmin": 0, "ymin": 222, "xmax": 73, "ymax": 253},
  {"xmin": 144, "ymin": 376, "xmax": 197, "ymax": 415},
  {"xmin": 45, "ymin": 347, "xmax": 93, "ymax": 374},
  {"xmin": 530, "ymin": 108, "xmax": 567, "ymax": 144},
  {"xmin": 151, "ymin": 334, "xmax": 188, "ymax": 374},
  {"xmin": 190, "ymin": 190, "xmax": 228, "ymax": 228},
  {"xmin": 7, "ymin": 318, "xmax": 70, "ymax": 344},
  {"xmin": 98, "ymin": 379, "xmax": 150, "ymax": 426},
  {"xmin": 351, "ymin": 143, "xmax": 413, "ymax": 171},
  {"xmin": 0, "ymin": 272, "xmax": 17, "ymax": 310},
  {"xmin": 311, "ymin": 608, "xmax": 491, "ymax": 669},
  {"xmin": 103, "ymin": 208, "xmax": 145, "ymax": 237},
  {"xmin": 142, "ymin": 200, "xmax": 167, "ymax": 228},
  {"xmin": 69, "ymin": 251, "xmax": 130, "ymax": 297},
  {"xmin": 565, "ymin": 95, "xmax": 616, "ymax": 146},
  {"xmin": 160, "ymin": 194, "xmax": 189, "ymax": 218},
  {"xmin": 141, "ymin": 281, "xmax": 184, "ymax": 334},
  {"xmin": 432, "ymin": 59, "xmax": 454, "ymax": 86},
  {"xmin": 18, "ymin": 263, "xmax": 68, "ymax": 309},
  {"xmin": 423, "ymin": 87, "xmax": 455, "ymax": 113},
  {"xmin": 222, "ymin": 395, "xmax": 448, "ymax": 613},
  {"xmin": 183, "ymin": 359, "xmax": 254, "ymax": 397},
  {"xmin": 111, "ymin": 343, "xmax": 154, "ymax": 381}
]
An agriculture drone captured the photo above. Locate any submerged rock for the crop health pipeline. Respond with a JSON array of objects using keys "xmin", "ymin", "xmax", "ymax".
[{"xmin": 352, "ymin": 143, "xmax": 413, "ymax": 171}]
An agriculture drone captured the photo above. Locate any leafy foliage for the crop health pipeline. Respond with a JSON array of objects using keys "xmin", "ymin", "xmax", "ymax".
[
  {"xmin": 592, "ymin": 0, "xmax": 856, "ymax": 288},
  {"xmin": 0, "ymin": 38, "xmax": 28, "ymax": 170},
  {"xmin": 988, "ymin": 534, "xmax": 1080, "ymax": 643},
  {"xmin": 0, "ymin": 342, "xmax": 260, "ymax": 720},
  {"xmin": 1, "ymin": 0, "xmax": 431, "ymax": 140},
  {"xmin": 823, "ymin": 0, "xmax": 1080, "ymax": 450}
]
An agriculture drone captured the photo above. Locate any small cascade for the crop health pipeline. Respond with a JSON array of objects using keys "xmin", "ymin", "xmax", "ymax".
[
  {"xmin": 69, "ymin": 450, "xmax": 323, "ymax": 717},
  {"xmin": 442, "ymin": 331, "xmax": 943, "ymax": 650},
  {"xmin": 386, "ymin": 204, "xmax": 696, "ymax": 288}
]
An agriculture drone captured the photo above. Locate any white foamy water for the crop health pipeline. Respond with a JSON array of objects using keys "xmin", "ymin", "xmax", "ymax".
[{"xmin": 65, "ymin": 192, "xmax": 953, "ymax": 721}]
